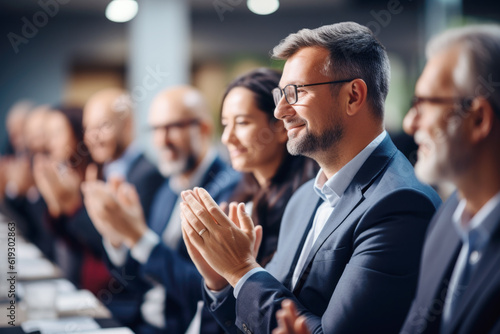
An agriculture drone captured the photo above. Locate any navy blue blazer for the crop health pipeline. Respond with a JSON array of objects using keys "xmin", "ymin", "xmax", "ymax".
[
  {"xmin": 205, "ymin": 136, "xmax": 442, "ymax": 334},
  {"xmin": 110, "ymin": 155, "xmax": 240, "ymax": 333},
  {"xmin": 401, "ymin": 193, "xmax": 500, "ymax": 334},
  {"xmin": 126, "ymin": 154, "xmax": 165, "ymax": 221}
]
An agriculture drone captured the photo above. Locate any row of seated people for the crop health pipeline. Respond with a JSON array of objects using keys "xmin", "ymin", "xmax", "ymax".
[
  {"xmin": 2, "ymin": 20, "xmax": 500, "ymax": 334},
  {"xmin": 182, "ymin": 22, "xmax": 500, "ymax": 334},
  {"xmin": 0, "ymin": 68, "xmax": 318, "ymax": 333}
]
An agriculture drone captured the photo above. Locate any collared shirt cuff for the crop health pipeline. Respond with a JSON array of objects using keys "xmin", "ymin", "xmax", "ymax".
[
  {"xmin": 204, "ymin": 283, "xmax": 232, "ymax": 303},
  {"xmin": 233, "ymin": 267, "xmax": 266, "ymax": 298},
  {"xmin": 130, "ymin": 229, "xmax": 160, "ymax": 264},
  {"xmin": 103, "ymin": 239, "xmax": 128, "ymax": 267}
]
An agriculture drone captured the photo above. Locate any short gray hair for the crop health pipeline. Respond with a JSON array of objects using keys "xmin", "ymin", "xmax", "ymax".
[
  {"xmin": 427, "ymin": 24, "xmax": 500, "ymax": 118},
  {"xmin": 272, "ymin": 22, "xmax": 390, "ymax": 120}
]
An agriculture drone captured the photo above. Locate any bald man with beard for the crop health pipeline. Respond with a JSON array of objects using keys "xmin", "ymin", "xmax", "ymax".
[{"xmin": 82, "ymin": 86, "xmax": 240, "ymax": 334}]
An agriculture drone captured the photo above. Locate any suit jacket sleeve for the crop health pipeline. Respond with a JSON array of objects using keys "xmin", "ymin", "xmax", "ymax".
[
  {"xmin": 214, "ymin": 189, "xmax": 437, "ymax": 334},
  {"xmin": 140, "ymin": 241, "xmax": 203, "ymax": 312}
]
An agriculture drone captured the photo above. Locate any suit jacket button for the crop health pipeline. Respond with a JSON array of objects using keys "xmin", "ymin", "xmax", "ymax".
[{"xmin": 242, "ymin": 323, "xmax": 252, "ymax": 334}]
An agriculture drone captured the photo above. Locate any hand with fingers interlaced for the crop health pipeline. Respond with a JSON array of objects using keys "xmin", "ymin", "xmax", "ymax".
[{"xmin": 180, "ymin": 187, "xmax": 263, "ymax": 290}]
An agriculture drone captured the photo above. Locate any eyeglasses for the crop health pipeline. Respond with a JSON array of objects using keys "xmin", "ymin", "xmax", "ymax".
[
  {"xmin": 410, "ymin": 96, "xmax": 474, "ymax": 115},
  {"xmin": 272, "ymin": 79, "xmax": 355, "ymax": 106},
  {"xmin": 149, "ymin": 118, "xmax": 200, "ymax": 133},
  {"xmin": 84, "ymin": 116, "xmax": 121, "ymax": 137}
]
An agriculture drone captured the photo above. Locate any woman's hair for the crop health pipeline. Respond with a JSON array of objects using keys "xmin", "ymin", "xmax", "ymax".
[
  {"xmin": 222, "ymin": 68, "xmax": 319, "ymax": 265},
  {"xmin": 221, "ymin": 67, "xmax": 281, "ymax": 121},
  {"xmin": 51, "ymin": 106, "xmax": 91, "ymax": 175}
]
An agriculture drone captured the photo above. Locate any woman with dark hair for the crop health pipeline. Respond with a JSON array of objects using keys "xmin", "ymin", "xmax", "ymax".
[{"xmin": 220, "ymin": 68, "xmax": 318, "ymax": 265}]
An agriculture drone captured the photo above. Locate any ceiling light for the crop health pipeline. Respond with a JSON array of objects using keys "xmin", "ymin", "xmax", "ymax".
[
  {"xmin": 105, "ymin": 0, "xmax": 138, "ymax": 23},
  {"xmin": 247, "ymin": 0, "xmax": 279, "ymax": 15}
]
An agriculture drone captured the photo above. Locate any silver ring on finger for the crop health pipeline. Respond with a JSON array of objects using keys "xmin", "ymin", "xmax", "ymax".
[{"xmin": 198, "ymin": 228, "xmax": 207, "ymax": 237}]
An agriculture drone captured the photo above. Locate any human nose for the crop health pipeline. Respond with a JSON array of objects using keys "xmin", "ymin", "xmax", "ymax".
[
  {"xmin": 403, "ymin": 108, "xmax": 419, "ymax": 136},
  {"xmin": 274, "ymin": 93, "xmax": 295, "ymax": 120},
  {"xmin": 221, "ymin": 123, "xmax": 235, "ymax": 146}
]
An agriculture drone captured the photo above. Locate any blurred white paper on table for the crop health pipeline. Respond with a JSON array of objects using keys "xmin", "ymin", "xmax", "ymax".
[
  {"xmin": 21, "ymin": 316, "xmax": 99, "ymax": 334},
  {"xmin": 56, "ymin": 290, "xmax": 99, "ymax": 314},
  {"xmin": 17, "ymin": 241, "xmax": 44, "ymax": 259},
  {"xmin": 18, "ymin": 258, "xmax": 60, "ymax": 280}
]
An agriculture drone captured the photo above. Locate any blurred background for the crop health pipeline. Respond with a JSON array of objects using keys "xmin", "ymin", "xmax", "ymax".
[{"xmin": 1, "ymin": 0, "xmax": 499, "ymax": 159}]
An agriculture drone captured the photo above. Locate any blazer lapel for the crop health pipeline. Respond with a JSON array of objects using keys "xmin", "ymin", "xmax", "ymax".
[
  {"xmin": 446, "ymin": 205, "xmax": 500, "ymax": 333},
  {"xmin": 421, "ymin": 214, "xmax": 461, "ymax": 322},
  {"xmin": 293, "ymin": 136, "xmax": 397, "ymax": 292},
  {"xmin": 279, "ymin": 198, "xmax": 323, "ymax": 288},
  {"xmin": 268, "ymin": 190, "xmax": 322, "ymax": 283}
]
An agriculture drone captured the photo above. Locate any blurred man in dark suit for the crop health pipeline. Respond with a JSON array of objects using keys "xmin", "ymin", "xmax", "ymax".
[
  {"xmin": 401, "ymin": 24, "xmax": 500, "ymax": 334},
  {"xmin": 83, "ymin": 88, "xmax": 164, "ymax": 219},
  {"xmin": 82, "ymin": 86, "xmax": 240, "ymax": 333}
]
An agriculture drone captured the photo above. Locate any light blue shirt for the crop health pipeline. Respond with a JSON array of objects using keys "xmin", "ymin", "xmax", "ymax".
[{"xmin": 230, "ymin": 130, "xmax": 387, "ymax": 298}]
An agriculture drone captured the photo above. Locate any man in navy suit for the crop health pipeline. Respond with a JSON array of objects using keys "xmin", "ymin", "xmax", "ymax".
[
  {"xmin": 82, "ymin": 85, "xmax": 240, "ymax": 333},
  {"xmin": 180, "ymin": 22, "xmax": 441, "ymax": 334},
  {"xmin": 400, "ymin": 25, "xmax": 500, "ymax": 334}
]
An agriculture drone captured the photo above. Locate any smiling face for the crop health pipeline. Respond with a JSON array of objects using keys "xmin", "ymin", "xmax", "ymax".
[
  {"xmin": 403, "ymin": 46, "xmax": 472, "ymax": 185},
  {"xmin": 83, "ymin": 90, "xmax": 130, "ymax": 164},
  {"xmin": 274, "ymin": 47, "xmax": 345, "ymax": 158},
  {"xmin": 221, "ymin": 87, "xmax": 287, "ymax": 176},
  {"xmin": 148, "ymin": 88, "xmax": 208, "ymax": 177}
]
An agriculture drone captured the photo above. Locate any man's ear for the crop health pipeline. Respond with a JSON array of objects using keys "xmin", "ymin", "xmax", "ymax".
[
  {"xmin": 346, "ymin": 78, "xmax": 368, "ymax": 116},
  {"xmin": 469, "ymin": 97, "xmax": 495, "ymax": 143}
]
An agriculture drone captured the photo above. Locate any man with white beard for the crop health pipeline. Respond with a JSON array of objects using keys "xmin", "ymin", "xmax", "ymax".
[
  {"xmin": 82, "ymin": 85, "xmax": 240, "ymax": 333},
  {"xmin": 400, "ymin": 25, "xmax": 500, "ymax": 334}
]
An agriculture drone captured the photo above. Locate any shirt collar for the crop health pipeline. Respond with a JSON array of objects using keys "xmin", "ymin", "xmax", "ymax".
[
  {"xmin": 314, "ymin": 131, "xmax": 387, "ymax": 207},
  {"xmin": 103, "ymin": 141, "xmax": 141, "ymax": 181},
  {"xmin": 168, "ymin": 149, "xmax": 217, "ymax": 194},
  {"xmin": 452, "ymin": 191, "xmax": 500, "ymax": 247}
]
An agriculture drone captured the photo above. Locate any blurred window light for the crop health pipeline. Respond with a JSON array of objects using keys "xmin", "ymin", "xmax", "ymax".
[
  {"xmin": 247, "ymin": 0, "xmax": 279, "ymax": 15},
  {"xmin": 105, "ymin": 0, "xmax": 138, "ymax": 23}
]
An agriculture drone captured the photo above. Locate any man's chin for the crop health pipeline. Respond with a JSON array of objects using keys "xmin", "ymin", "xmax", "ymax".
[
  {"xmin": 158, "ymin": 159, "xmax": 187, "ymax": 177},
  {"xmin": 415, "ymin": 161, "xmax": 440, "ymax": 186}
]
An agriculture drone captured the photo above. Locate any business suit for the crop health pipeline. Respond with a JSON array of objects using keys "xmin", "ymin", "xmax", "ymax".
[
  {"xmin": 126, "ymin": 153, "xmax": 165, "ymax": 221},
  {"xmin": 112, "ymin": 155, "xmax": 240, "ymax": 333},
  {"xmin": 205, "ymin": 136, "xmax": 442, "ymax": 334},
  {"xmin": 401, "ymin": 193, "xmax": 500, "ymax": 334}
]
